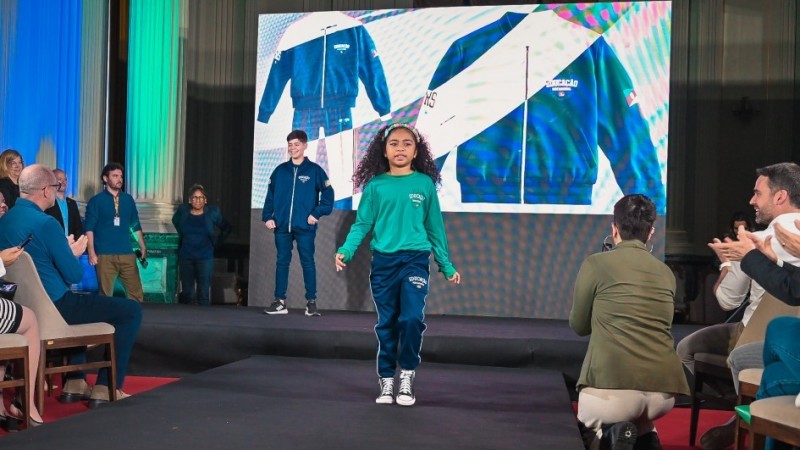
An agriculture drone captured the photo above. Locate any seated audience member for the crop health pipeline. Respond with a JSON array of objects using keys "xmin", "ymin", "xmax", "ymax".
[
  {"xmin": 723, "ymin": 211, "xmax": 754, "ymax": 242},
  {"xmin": 571, "ymin": 194, "xmax": 689, "ymax": 450},
  {"xmin": 172, "ymin": 184, "xmax": 232, "ymax": 305},
  {"xmin": 44, "ymin": 168, "xmax": 83, "ymax": 238},
  {"xmin": 0, "ymin": 213, "xmax": 43, "ymax": 428},
  {"xmin": 0, "ymin": 164, "xmax": 142, "ymax": 408},
  {"xmin": 0, "ymin": 149, "xmax": 24, "ymax": 208},
  {"xmin": 680, "ymin": 162, "xmax": 800, "ymax": 450}
]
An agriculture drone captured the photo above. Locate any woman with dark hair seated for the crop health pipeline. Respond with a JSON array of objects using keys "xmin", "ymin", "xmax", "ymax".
[{"xmin": 570, "ymin": 194, "xmax": 689, "ymax": 450}]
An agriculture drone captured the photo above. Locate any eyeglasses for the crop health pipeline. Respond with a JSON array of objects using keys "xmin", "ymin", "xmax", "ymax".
[
  {"xmin": 42, "ymin": 183, "xmax": 60, "ymax": 192},
  {"xmin": 190, "ymin": 196, "xmax": 206, "ymax": 201},
  {"xmin": 9, "ymin": 161, "xmax": 23, "ymax": 168}
]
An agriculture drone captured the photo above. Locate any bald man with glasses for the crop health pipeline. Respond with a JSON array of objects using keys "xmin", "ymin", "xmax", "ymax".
[{"xmin": 0, "ymin": 164, "xmax": 142, "ymax": 407}]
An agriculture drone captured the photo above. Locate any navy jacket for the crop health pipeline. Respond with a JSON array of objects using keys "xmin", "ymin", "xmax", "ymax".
[
  {"xmin": 45, "ymin": 196, "xmax": 83, "ymax": 238},
  {"xmin": 262, "ymin": 158, "xmax": 334, "ymax": 233},
  {"xmin": 257, "ymin": 13, "xmax": 390, "ymax": 122},
  {"xmin": 741, "ymin": 250, "xmax": 800, "ymax": 307},
  {"xmin": 172, "ymin": 204, "xmax": 232, "ymax": 248}
]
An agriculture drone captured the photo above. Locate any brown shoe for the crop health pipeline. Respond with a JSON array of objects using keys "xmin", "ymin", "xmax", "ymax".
[
  {"xmin": 699, "ymin": 417, "xmax": 735, "ymax": 450},
  {"xmin": 88, "ymin": 386, "xmax": 131, "ymax": 409},
  {"xmin": 59, "ymin": 379, "xmax": 92, "ymax": 403}
]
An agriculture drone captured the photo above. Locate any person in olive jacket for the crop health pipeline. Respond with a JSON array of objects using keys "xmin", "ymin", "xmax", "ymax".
[{"xmin": 570, "ymin": 194, "xmax": 689, "ymax": 450}]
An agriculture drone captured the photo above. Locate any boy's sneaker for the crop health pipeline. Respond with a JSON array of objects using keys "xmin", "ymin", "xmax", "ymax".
[
  {"xmin": 263, "ymin": 299, "xmax": 287, "ymax": 315},
  {"xmin": 396, "ymin": 369, "xmax": 415, "ymax": 406},
  {"xmin": 305, "ymin": 301, "xmax": 321, "ymax": 317},
  {"xmin": 376, "ymin": 377, "xmax": 394, "ymax": 404}
]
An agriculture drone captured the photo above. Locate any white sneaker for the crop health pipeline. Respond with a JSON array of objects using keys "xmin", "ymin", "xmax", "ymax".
[
  {"xmin": 396, "ymin": 370, "xmax": 415, "ymax": 406},
  {"xmin": 376, "ymin": 377, "xmax": 394, "ymax": 404}
]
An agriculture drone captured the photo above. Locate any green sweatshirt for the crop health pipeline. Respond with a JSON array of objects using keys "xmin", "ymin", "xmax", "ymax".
[{"xmin": 337, "ymin": 171, "xmax": 457, "ymax": 278}]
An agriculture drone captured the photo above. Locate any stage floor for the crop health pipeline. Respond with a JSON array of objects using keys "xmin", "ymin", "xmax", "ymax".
[
  {"xmin": 3, "ymin": 356, "xmax": 585, "ymax": 450},
  {"xmin": 129, "ymin": 304, "xmax": 702, "ymax": 403}
]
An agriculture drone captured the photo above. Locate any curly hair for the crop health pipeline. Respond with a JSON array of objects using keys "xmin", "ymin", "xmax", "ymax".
[{"xmin": 352, "ymin": 124, "xmax": 441, "ymax": 188}]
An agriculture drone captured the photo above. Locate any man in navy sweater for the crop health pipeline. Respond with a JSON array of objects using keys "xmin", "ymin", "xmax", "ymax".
[
  {"xmin": 263, "ymin": 130, "xmax": 334, "ymax": 316},
  {"xmin": 0, "ymin": 165, "xmax": 141, "ymax": 407}
]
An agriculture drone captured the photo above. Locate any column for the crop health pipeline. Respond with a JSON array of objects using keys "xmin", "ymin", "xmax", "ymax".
[{"xmin": 126, "ymin": 0, "xmax": 186, "ymax": 232}]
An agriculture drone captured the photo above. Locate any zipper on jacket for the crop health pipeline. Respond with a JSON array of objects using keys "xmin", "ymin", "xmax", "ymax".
[
  {"xmin": 520, "ymin": 45, "xmax": 529, "ymax": 204},
  {"xmin": 320, "ymin": 25, "xmax": 336, "ymax": 109},
  {"xmin": 288, "ymin": 165, "xmax": 298, "ymax": 232}
]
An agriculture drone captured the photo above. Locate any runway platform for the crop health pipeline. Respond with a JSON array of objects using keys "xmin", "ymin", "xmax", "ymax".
[
  {"xmin": 128, "ymin": 304, "xmax": 703, "ymax": 395},
  {"xmin": 2, "ymin": 356, "xmax": 585, "ymax": 450},
  {"xmin": 2, "ymin": 304, "xmax": 705, "ymax": 449}
]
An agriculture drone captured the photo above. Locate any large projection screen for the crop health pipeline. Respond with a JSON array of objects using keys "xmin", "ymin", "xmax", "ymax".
[{"xmin": 249, "ymin": 2, "xmax": 671, "ymax": 319}]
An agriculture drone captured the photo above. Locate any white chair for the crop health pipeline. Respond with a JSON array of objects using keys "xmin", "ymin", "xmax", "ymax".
[{"xmin": 4, "ymin": 253, "xmax": 117, "ymax": 413}]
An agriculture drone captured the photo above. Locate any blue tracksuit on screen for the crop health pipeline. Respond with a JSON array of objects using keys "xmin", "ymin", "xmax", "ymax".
[
  {"xmin": 424, "ymin": 11, "xmax": 666, "ymax": 213},
  {"xmin": 258, "ymin": 12, "xmax": 391, "ymax": 141}
]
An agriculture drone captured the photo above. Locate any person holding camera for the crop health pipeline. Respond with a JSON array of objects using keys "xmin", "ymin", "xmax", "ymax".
[{"xmin": 571, "ymin": 194, "xmax": 688, "ymax": 450}]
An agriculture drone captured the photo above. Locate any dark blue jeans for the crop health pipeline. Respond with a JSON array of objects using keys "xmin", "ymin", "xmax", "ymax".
[
  {"xmin": 757, "ymin": 316, "xmax": 800, "ymax": 399},
  {"xmin": 179, "ymin": 258, "xmax": 214, "ymax": 305},
  {"xmin": 756, "ymin": 316, "xmax": 800, "ymax": 450},
  {"xmin": 274, "ymin": 228, "xmax": 317, "ymax": 301},
  {"xmin": 55, "ymin": 291, "xmax": 142, "ymax": 388}
]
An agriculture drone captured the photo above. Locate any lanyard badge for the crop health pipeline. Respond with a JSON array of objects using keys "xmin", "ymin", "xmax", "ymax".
[{"xmin": 113, "ymin": 195, "xmax": 121, "ymax": 227}]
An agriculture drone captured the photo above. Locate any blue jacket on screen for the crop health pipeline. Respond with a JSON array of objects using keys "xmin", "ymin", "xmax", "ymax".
[
  {"xmin": 258, "ymin": 12, "xmax": 391, "ymax": 123},
  {"xmin": 425, "ymin": 11, "xmax": 666, "ymax": 213},
  {"xmin": 262, "ymin": 157, "xmax": 334, "ymax": 233}
]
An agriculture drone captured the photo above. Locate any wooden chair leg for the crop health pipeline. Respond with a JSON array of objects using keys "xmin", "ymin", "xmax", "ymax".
[
  {"xmin": 690, "ymin": 371, "xmax": 703, "ymax": 446},
  {"xmin": 108, "ymin": 338, "xmax": 117, "ymax": 402},
  {"xmin": 734, "ymin": 417, "xmax": 748, "ymax": 450},
  {"xmin": 21, "ymin": 350, "xmax": 30, "ymax": 428},
  {"xmin": 36, "ymin": 343, "xmax": 46, "ymax": 415},
  {"xmin": 751, "ymin": 432, "xmax": 767, "ymax": 450}
]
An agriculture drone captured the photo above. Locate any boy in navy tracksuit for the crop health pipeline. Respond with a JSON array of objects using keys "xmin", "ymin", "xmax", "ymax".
[{"xmin": 263, "ymin": 130, "xmax": 334, "ymax": 316}]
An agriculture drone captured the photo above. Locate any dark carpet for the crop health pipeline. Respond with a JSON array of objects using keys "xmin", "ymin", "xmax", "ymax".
[{"xmin": 2, "ymin": 356, "xmax": 584, "ymax": 450}]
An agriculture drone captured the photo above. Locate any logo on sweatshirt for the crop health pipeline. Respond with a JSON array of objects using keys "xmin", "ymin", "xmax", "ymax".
[
  {"xmin": 298, "ymin": 175, "xmax": 310, "ymax": 183},
  {"xmin": 409, "ymin": 193, "xmax": 425, "ymax": 206},
  {"xmin": 546, "ymin": 78, "xmax": 578, "ymax": 97},
  {"xmin": 408, "ymin": 276, "xmax": 427, "ymax": 289},
  {"xmin": 333, "ymin": 43, "xmax": 350, "ymax": 54}
]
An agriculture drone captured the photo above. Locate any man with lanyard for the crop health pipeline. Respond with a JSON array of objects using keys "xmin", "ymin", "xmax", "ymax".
[
  {"xmin": 45, "ymin": 168, "xmax": 83, "ymax": 239},
  {"xmin": 85, "ymin": 163, "xmax": 146, "ymax": 302}
]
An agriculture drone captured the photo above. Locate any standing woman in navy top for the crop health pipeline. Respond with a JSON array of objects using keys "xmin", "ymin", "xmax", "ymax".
[
  {"xmin": 0, "ymin": 149, "xmax": 24, "ymax": 208},
  {"xmin": 172, "ymin": 184, "xmax": 232, "ymax": 305}
]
